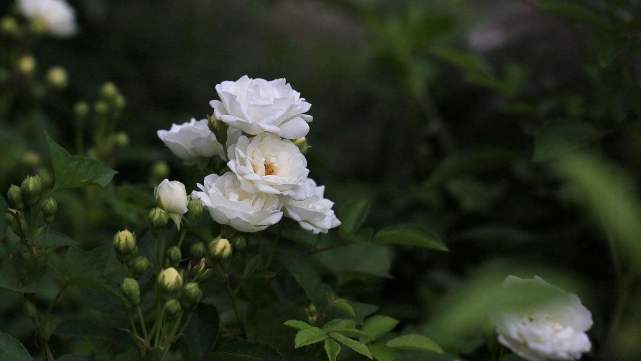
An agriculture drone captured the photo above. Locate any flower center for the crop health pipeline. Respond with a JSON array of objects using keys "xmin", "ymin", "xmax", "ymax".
[{"xmin": 264, "ymin": 160, "xmax": 277, "ymax": 176}]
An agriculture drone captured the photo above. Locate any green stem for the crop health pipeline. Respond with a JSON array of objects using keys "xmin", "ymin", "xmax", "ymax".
[
  {"xmin": 137, "ymin": 306, "xmax": 150, "ymax": 342},
  {"xmin": 224, "ymin": 274, "xmax": 244, "ymax": 336}
]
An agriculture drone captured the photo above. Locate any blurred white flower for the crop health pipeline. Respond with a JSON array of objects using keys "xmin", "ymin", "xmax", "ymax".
[
  {"xmin": 227, "ymin": 133, "xmax": 309, "ymax": 199},
  {"xmin": 494, "ymin": 276, "xmax": 592, "ymax": 361},
  {"xmin": 284, "ymin": 178, "xmax": 341, "ymax": 234},
  {"xmin": 155, "ymin": 179, "xmax": 188, "ymax": 216},
  {"xmin": 18, "ymin": 0, "xmax": 77, "ymax": 37},
  {"xmin": 210, "ymin": 75, "xmax": 312, "ymax": 139},
  {"xmin": 157, "ymin": 118, "xmax": 224, "ymax": 162},
  {"xmin": 192, "ymin": 172, "xmax": 283, "ymax": 233}
]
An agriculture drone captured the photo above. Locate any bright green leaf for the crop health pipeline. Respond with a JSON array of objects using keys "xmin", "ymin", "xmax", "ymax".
[
  {"xmin": 283, "ymin": 320, "xmax": 313, "ymax": 331},
  {"xmin": 386, "ymin": 334, "xmax": 443, "ymax": 354},
  {"xmin": 330, "ymin": 332, "xmax": 373, "ymax": 359},
  {"xmin": 295, "ymin": 327, "xmax": 327, "ymax": 348},
  {"xmin": 339, "ymin": 199, "xmax": 371, "ymax": 234},
  {"xmin": 324, "ymin": 339, "xmax": 341, "ymax": 361},
  {"xmin": 362, "ymin": 315, "xmax": 399, "ymax": 342},
  {"xmin": 369, "ymin": 343, "xmax": 396, "ymax": 361}
]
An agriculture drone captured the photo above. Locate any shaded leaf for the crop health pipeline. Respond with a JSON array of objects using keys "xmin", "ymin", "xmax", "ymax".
[
  {"xmin": 0, "ymin": 332, "xmax": 33, "ymax": 361},
  {"xmin": 208, "ymin": 340, "xmax": 283, "ymax": 361},
  {"xmin": 184, "ymin": 304, "xmax": 220, "ymax": 358},
  {"xmin": 295, "ymin": 327, "xmax": 327, "ymax": 348},
  {"xmin": 330, "ymin": 332, "xmax": 373, "ymax": 359},
  {"xmin": 374, "ymin": 225, "xmax": 447, "ymax": 251},
  {"xmin": 362, "ymin": 315, "xmax": 399, "ymax": 342},
  {"xmin": 324, "ymin": 339, "xmax": 341, "ymax": 361},
  {"xmin": 386, "ymin": 335, "xmax": 443, "ymax": 354},
  {"xmin": 338, "ymin": 199, "xmax": 371, "ymax": 234},
  {"xmin": 283, "ymin": 320, "xmax": 313, "ymax": 331}
]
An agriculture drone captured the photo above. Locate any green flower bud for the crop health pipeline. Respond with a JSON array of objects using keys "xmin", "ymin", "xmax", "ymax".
[
  {"xmin": 94, "ymin": 100, "xmax": 109, "ymax": 115},
  {"xmin": 151, "ymin": 161, "xmax": 169, "ymax": 180},
  {"xmin": 37, "ymin": 168, "xmax": 53, "ymax": 190},
  {"xmin": 130, "ymin": 256, "xmax": 150, "ymax": 276},
  {"xmin": 17, "ymin": 55, "xmax": 36, "ymax": 75},
  {"xmin": 47, "ymin": 66, "xmax": 67, "ymax": 89},
  {"xmin": 22, "ymin": 151, "xmax": 40, "ymax": 169},
  {"xmin": 208, "ymin": 238, "xmax": 232, "ymax": 259},
  {"xmin": 0, "ymin": 17, "xmax": 18, "ymax": 35},
  {"xmin": 20, "ymin": 175, "xmax": 42, "ymax": 206},
  {"xmin": 40, "ymin": 197, "xmax": 58, "ymax": 223},
  {"xmin": 121, "ymin": 278, "xmax": 141, "ymax": 306},
  {"xmin": 187, "ymin": 198, "xmax": 203, "ymax": 219},
  {"xmin": 158, "ymin": 267, "xmax": 183, "ymax": 292},
  {"xmin": 294, "ymin": 137, "xmax": 310, "ymax": 154},
  {"xmin": 208, "ymin": 114, "xmax": 228, "ymax": 145},
  {"xmin": 198, "ymin": 268, "xmax": 213, "ymax": 281},
  {"xmin": 73, "ymin": 101, "xmax": 89, "ymax": 119},
  {"xmin": 28, "ymin": 19, "xmax": 47, "ymax": 35},
  {"xmin": 233, "ymin": 235, "xmax": 247, "ymax": 251},
  {"xmin": 163, "ymin": 299, "xmax": 181, "ymax": 317},
  {"xmin": 305, "ymin": 304, "xmax": 318, "ymax": 323},
  {"xmin": 112, "ymin": 132, "xmax": 129, "ymax": 147},
  {"xmin": 166, "ymin": 246, "xmax": 182, "ymax": 266},
  {"xmin": 148, "ymin": 207, "xmax": 169, "ymax": 228},
  {"xmin": 7, "ymin": 185, "xmax": 23, "ymax": 209},
  {"xmin": 114, "ymin": 229, "xmax": 136, "ymax": 255},
  {"xmin": 114, "ymin": 94, "xmax": 126, "ymax": 110},
  {"xmin": 100, "ymin": 82, "xmax": 119, "ymax": 99},
  {"xmin": 190, "ymin": 242, "xmax": 206, "ymax": 258},
  {"xmin": 23, "ymin": 300, "xmax": 38, "ymax": 319},
  {"xmin": 182, "ymin": 282, "xmax": 202, "ymax": 306}
]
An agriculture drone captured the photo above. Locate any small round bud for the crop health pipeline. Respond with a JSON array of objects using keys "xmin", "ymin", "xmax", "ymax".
[
  {"xmin": 40, "ymin": 197, "xmax": 57, "ymax": 223},
  {"xmin": 294, "ymin": 137, "xmax": 310, "ymax": 154},
  {"xmin": 114, "ymin": 230, "xmax": 136, "ymax": 255},
  {"xmin": 7, "ymin": 185, "xmax": 23, "ymax": 209},
  {"xmin": 306, "ymin": 304, "xmax": 318, "ymax": 323},
  {"xmin": 23, "ymin": 300, "xmax": 38, "ymax": 319},
  {"xmin": 163, "ymin": 299, "xmax": 181, "ymax": 317},
  {"xmin": 17, "ymin": 55, "xmax": 36, "ymax": 75},
  {"xmin": 36, "ymin": 168, "xmax": 53, "ymax": 190},
  {"xmin": 151, "ymin": 161, "xmax": 169, "ymax": 180},
  {"xmin": 148, "ymin": 207, "xmax": 169, "ymax": 228},
  {"xmin": 94, "ymin": 100, "xmax": 109, "ymax": 115},
  {"xmin": 130, "ymin": 256, "xmax": 150, "ymax": 276},
  {"xmin": 182, "ymin": 282, "xmax": 203, "ymax": 306},
  {"xmin": 190, "ymin": 242, "xmax": 206, "ymax": 258},
  {"xmin": 100, "ymin": 82, "xmax": 119, "ymax": 99},
  {"xmin": 47, "ymin": 66, "xmax": 67, "ymax": 89},
  {"xmin": 112, "ymin": 132, "xmax": 129, "ymax": 147},
  {"xmin": 233, "ymin": 235, "xmax": 247, "ymax": 251},
  {"xmin": 208, "ymin": 238, "xmax": 232, "ymax": 259},
  {"xmin": 73, "ymin": 101, "xmax": 89, "ymax": 119},
  {"xmin": 158, "ymin": 267, "xmax": 183, "ymax": 292},
  {"xmin": 166, "ymin": 246, "xmax": 182, "ymax": 266},
  {"xmin": 114, "ymin": 94, "xmax": 126, "ymax": 110},
  {"xmin": 121, "ymin": 278, "xmax": 141, "ymax": 306},
  {"xmin": 186, "ymin": 198, "xmax": 203, "ymax": 219},
  {"xmin": 20, "ymin": 175, "xmax": 42, "ymax": 206},
  {"xmin": 22, "ymin": 151, "xmax": 40, "ymax": 169},
  {"xmin": 28, "ymin": 19, "xmax": 47, "ymax": 35},
  {"xmin": 0, "ymin": 16, "xmax": 18, "ymax": 35}
]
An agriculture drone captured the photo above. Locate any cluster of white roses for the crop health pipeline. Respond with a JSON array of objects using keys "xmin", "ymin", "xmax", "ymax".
[
  {"xmin": 494, "ymin": 276, "xmax": 593, "ymax": 361},
  {"xmin": 157, "ymin": 75, "xmax": 341, "ymax": 234},
  {"xmin": 17, "ymin": 0, "xmax": 77, "ymax": 37}
]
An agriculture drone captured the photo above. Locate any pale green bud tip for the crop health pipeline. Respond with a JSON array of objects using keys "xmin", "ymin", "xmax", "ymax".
[
  {"xmin": 17, "ymin": 56, "xmax": 36, "ymax": 75},
  {"xmin": 113, "ymin": 132, "xmax": 129, "ymax": 147},
  {"xmin": 209, "ymin": 238, "xmax": 232, "ymax": 259},
  {"xmin": 121, "ymin": 278, "xmax": 141, "ymax": 305},
  {"xmin": 23, "ymin": 300, "xmax": 38, "ymax": 318},
  {"xmin": 151, "ymin": 161, "xmax": 169, "ymax": 179},
  {"xmin": 183, "ymin": 282, "xmax": 203, "ymax": 305},
  {"xmin": 1, "ymin": 17, "xmax": 18, "ymax": 34},
  {"xmin": 114, "ymin": 94, "xmax": 126, "ymax": 110},
  {"xmin": 158, "ymin": 267, "xmax": 183, "ymax": 292},
  {"xmin": 73, "ymin": 101, "xmax": 89, "ymax": 119},
  {"xmin": 187, "ymin": 198, "xmax": 203, "ymax": 218},
  {"xmin": 131, "ymin": 256, "xmax": 150, "ymax": 275},
  {"xmin": 47, "ymin": 66, "xmax": 68, "ymax": 89},
  {"xmin": 114, "ymin": 229, "xmax": 136, "ymax": 254},
  {"xmin": 7, "ymin": 185, "xmax": 23, "ymax": 209},
  {"xmin": 190, "ymin": 242, "xmax": 206, "ymax": 258},
  {"xmin": 94, "ymin": 100, "xmax": 109, "ymax": 115},
  {"xmin": 41, "ymin": 197, "xmax": 58, "ymax": 223},
  {"xmin": 164, "ymin": 299, "xmax": 181, "ymax": 316},
  {"xmin": 100, "ymin": 82, "xmax": 119, "ymax": 99},
  {"xmin": 148, "ymin": 207, "xmax": 169, "ymax": 228},
  {"xmin": 20, "ymin": 175, "xmax": 42, "ymax": 205},
  {"xmin": 167, "ymin": 246, "xmax": 182, "ymax": 265}
]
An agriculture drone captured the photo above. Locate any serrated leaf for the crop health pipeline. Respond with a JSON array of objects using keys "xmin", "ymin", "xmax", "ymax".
[
  {"xmin": 374, "ymin": 226, "xmax": 447, "ymax": 251},
  {"xmin": 184, "ymin": 304, "xmax": 220, "ymax": 358},
  {"xmin": 324, "ymin": 339, "xmax": 341, "ymax": 361},
  {"xmin": 314, "ymin": 244, "xmax": 392, "ymax": 279},
  {"xmin": 295, "ymin": 327, "xmax": 327, "ymax": 348},
  {"xmin": 46, "ymin": 134, "xmax": 116, "ymax": 190},
  {"xmin": 0, "ymin": 332, "xmax": 33, "ymax": 361},
  {"xmin": 330, "ymin": 332, "xmax": 373, "ymax": 359},
  {"xmin": 386, "ymin": 335, "xmax": 443, "ymax": 354},
  {"xmin": 338, "ymin": 199, "xmax": 371, "ymax": 234},
  {"xmin": 41, "ymin": 231, "xmax": 78, "ymax": 249},
  {"xmin": 284, "ymin": 320, "xmax": 313, "ymax": 331},
  {"xmin": 362, "ymin": 315, "xmax": 399, "ymax": 342},
  {"xmin": 57, "ymin": 245, "xmax": 112, "ymax": 281}
]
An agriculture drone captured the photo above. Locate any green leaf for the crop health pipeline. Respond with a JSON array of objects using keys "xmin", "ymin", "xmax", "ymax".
[
  {"xmin": 0, "ymin": 332, "xmax": 33, "ymax": 361},
  {"xmin": 314, "ymin": 244, "xmax": 392, "ymax": 279},
  {"xmin": 56, "ymin": 245, "xmax": 112, "ymax": 281},
  {"xmin": 324, "ymin": 339, "xmax": 341, "ymax": 361},
  {"xmin": 330, "ymin": 332, "xmax": 373, "ymax": 359},
  {"xmin": 294, "ymin": 327, "xmax": 327, "ymax": 348},
  {"xmin": 207, "ymin": 341, "xmax": 283, "ymax": 361},
  {"xmin": 0, "ymin": 196, "xmax": 7, "ymax": 238},
  {"xmin": 283, "ymin": 320, "xmax": 313, "ymax": 331},
  {"xmin": 386, "ymin": 335, "xmax": 443, "ymax": 354},
  {"xmin": 369, "ymin": 343, "xmax": 396, "ymax": 361},
  {"xmin": 338, "ymin": 199, "xmax": 371, "ymax": 234},
  {"xmin": 374, "ymin": 225, "xmax": 447, "ymax": 251},
  {"xmin": 46, "ymin": 134, "xmax": 116, "ymax": 190},
  {"xmin": 330, "ymin": 298, "xmax": 356, "ymax": 318},
  {"xmin": 280, "ymin": 253, "xmax": 333, "ymax": 307},
  {"xmin": 532, "ymin": 121, "xmax": 600, "ymax": 162},
  {"xmin": 57, "ymin": 356, "xmax": 94, "ymax": 361},
  {"xmin": 41, "ymin": 231, "xmax": 79, "ymax": 249},
  {"xmin": 55, "ymin": 320, "xmax": 112, "ymax": 340},
  {"xmin": 184, "ymin": 304, "xmax": 220, "ymax": 358},
  {"xmin": 362, "ymin": 315, "xmax": 399, "ymax": 342}
]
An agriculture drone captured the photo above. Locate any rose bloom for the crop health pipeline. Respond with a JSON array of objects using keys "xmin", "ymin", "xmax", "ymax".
[
  {"xmin": 192, "ymin": 172, "xmax": 283, "ymax": 233},
  {"xmin": 227, "ymin": 133, "xmax": 309, "ymax": 199},
  {"xmin": 284, "ymin": 178, "xmax": 341, "ymax": 234},
  {"xmin": 157, "ymin": 118, "xmax": 224, "ymax": 162},
  {"xmin": 18, "ymin": 0, "xmax": 77, "ymax": 37},
  {"xmin": 494, "ymin": 276, "xmax": 593, "ymax": 361},
  {"xmin": 155, "ymin": 179, "xmax": 188, "ymax": 215},
  {"xmin": 210, "ymin": 75, "xmax": 312, "ymax": 139}
]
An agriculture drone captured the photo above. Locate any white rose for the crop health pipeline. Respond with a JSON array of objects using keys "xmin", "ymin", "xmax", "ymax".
[
  {"xmin": 227, "ymin": 133, "xmax": 309, "ymax": 199},
  {"xmin": 494, "ymin": 276, "xmax": 593, "ymax": 361},
  {"xmin": 155, "ymin": 179, "xmax": 189, "ymax": 215},
  {"xmin": 18, "ymin": 0, "xmax": 77, "ymax": 37},
  {"xmin": 157, "ymin": 118, "xmax": 224, "ymax": 162},
  {"xmin": 284, "ymin": 178, "xmax": 341, "ymax": 234},
  {"xmin": 210, "ymin": 75, "xmax": 312, "ymax": 139},
  {"xmin": 192, "ymin": 172, "xmax": 283, "ymax": 233}
]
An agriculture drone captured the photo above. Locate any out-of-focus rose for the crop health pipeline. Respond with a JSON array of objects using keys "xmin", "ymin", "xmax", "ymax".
[
  {"xmin": 18, "ymin": 0, "xmax": 77, "ymax": 37},
  {"xmin": 157, "ymin": 118, "xmax": 224, "ymax": 162}
]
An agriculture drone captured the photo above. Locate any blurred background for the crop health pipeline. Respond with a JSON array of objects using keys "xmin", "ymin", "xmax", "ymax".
[{"xmin": 3, "ymin": 0, "xmax": 641, "ymax": 360}]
